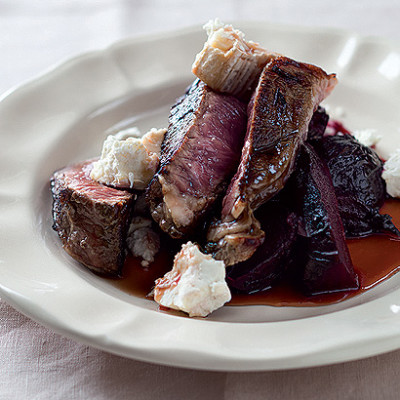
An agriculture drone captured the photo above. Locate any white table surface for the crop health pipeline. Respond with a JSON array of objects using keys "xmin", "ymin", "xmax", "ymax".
[{"xmin": 1, "ymin": 1, "xmax": 400, "ymax": 399}]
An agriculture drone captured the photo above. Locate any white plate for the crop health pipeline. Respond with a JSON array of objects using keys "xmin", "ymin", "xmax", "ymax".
[{"xmin": 1, "ymin": 22, "xmax": 400, "ymax": 371}]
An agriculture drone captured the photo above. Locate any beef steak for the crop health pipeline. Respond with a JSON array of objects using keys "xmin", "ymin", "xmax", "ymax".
[
  {"xmin": 147, "ymin": 79, "xmax": 247, "ymax": 239},
  {"xmin": 207, "ymin": 57, "xmax": 337, "ymax": 265},
  {"xmin": 51, "ymin": 160, "xmax": 135, "ymax": 275}
]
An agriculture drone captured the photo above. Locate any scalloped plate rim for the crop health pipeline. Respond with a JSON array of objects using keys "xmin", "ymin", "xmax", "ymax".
[{"xmin": 0, "ymin": 22, "xmax": 400, "ymax": 371}]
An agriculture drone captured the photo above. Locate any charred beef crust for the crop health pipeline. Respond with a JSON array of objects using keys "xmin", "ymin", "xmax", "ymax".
[
  {"xmin": 51, "ymin": 161, "xmax": 135, "ymax": 275},
  {"xmin": 159, "ymin": 80, "xmax": 203, "ymax": 166},
  {"xmin": 205, "ymin": 208, "xmax": 266, "ymax": 266},
  {"xmin": 315, "ymin": 134, "xmax": 400, "ymax": 238},
  {"xmin": 222, "ymin": 57, "xmax": 337, "ymax": 217},
  {"xmin": 206, "ymin": 57, "xmax": 337, "ymax": 266},
  {"xmin": 147, "ymin": 79, "xmax": 247, "ymax": 239}
]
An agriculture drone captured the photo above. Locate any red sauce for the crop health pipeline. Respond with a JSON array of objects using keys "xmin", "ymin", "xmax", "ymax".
[{"xmin": 110, "ymin": 199, "xmax": 400, "ymax": 307}]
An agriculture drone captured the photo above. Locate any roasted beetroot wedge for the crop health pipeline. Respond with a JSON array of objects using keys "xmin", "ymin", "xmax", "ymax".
[
  {"xmin": 291, "ymin": 144, "xmax": 359, "ymax": 296},
  {"xmin": 307, "ymin": 106, "xmax": 329, "ymax": 141},
  {"xmin": 315, "ymin": 134, "xmax": 400, "ymax": 238},
  {"xmin": 226, "ymin": 202, "xmax": 298, "ymax": 294},
  {"xmin": 51, "ymin": 161, "xmax": 135, "ymax": 275}
]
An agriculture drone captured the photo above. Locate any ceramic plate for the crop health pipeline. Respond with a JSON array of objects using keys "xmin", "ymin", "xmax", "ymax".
[{"xmin": 1, "ymin": 23, "xmax": 400, "ymax": 371}]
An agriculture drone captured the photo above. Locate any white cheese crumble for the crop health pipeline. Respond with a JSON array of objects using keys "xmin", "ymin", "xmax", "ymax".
[
  {"xmin": 90, "ymin": 127, "xmax": 166, "ymax": 190},
  {"xmin": 353, "ymin": 129, "xmax": 382, "ymax": 147},
  {"xmin": 382, "ymin": 149, "xmax": 400, "ymax": 198},
  {"xmin": 126, "ymin": 217, "xmax": 160, "ymax": 267},
  {"xmin": 154, "ymin": 242, "xmax": 231, "ymax": 317}
]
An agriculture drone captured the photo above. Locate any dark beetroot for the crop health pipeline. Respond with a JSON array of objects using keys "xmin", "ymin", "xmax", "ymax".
[
  {"xmin": 290, "ymin": 144, "xmax": 359, "ymax": 296},
  {"xmin": 307, "ymin": 106, "xmax": 329, "ymax": 141},
  {"xmin": 316, "ymin": 134, "xmax": 400, "ymax": 238},
  {"xmin": 226, "ymin": 202, "xmax": 298, "ymax": 294}
]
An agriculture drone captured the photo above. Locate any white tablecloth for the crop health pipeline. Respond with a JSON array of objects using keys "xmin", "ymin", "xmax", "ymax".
[{"xmin": 1, "ymin": 1, "xmax": 400, "ymax": 398}]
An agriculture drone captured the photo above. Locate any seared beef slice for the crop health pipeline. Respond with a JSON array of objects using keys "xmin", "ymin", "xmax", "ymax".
[
  {"xmin": 147, "ymin": 79, "xmax": 247, "ymax": 238},
  {"xmin": 207, "ymin": 57, "xmax": 337, "ymax": 265},
  {"xmin": 51, "ymin": 161, "xmax": 135, "ymax": 275}
]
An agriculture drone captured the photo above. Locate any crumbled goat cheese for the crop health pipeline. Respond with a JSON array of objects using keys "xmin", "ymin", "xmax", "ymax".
[
  {"xmin": 154, "ymin": 242, "xmax": 231, "ymax": 317},
  {"xmin": 90, "ymin": 127, "xmax": 166, "ymax": 190},
  {"xmin": 353, "ymin": 129, "xmax": 382, "ymax": 147},
  {"xmin": 382, "ymin": 149, "xmax": 400, "ymax": 198},
  {"xmin": 126, "ymin": 217, "xmax": 160, "ymax": 267}
]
